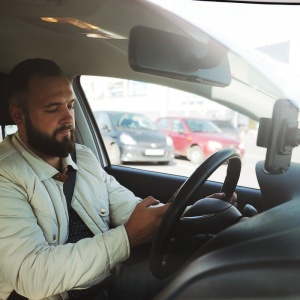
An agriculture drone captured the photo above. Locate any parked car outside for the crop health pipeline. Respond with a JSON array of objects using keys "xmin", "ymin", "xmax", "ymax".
[
  {"xmin": 94, "ymin": 111, "xmax": 174, "ymax": 165},
  {"xmin": 156, "ymin": 117, "xmax": 245, "ymax": 164}
]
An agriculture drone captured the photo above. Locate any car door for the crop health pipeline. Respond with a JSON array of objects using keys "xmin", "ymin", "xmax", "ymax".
[{"xmin": 169, "ymin": 118, "xmax": 190, "ymax": 156}]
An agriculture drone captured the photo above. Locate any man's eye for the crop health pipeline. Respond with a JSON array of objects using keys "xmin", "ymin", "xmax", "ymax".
[{"xmin": 46, "ymin": 107, "xmax": 58, "ymax": 113}]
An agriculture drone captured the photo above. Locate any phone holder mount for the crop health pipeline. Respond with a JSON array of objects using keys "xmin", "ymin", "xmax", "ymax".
[{"xmin": 257, "ymin": 99, "xmax": 300, "ymax": 174}]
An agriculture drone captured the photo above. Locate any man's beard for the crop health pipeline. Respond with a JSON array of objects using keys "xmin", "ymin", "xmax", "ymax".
[{"xmin": 25, "ymin": 114, "xmax": 75, "ymax": 158}]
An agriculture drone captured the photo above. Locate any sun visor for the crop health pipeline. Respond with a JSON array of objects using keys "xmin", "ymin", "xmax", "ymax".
[{"xmin": 128, "ymin": 26, "xmax": 231, "ymax": 87}]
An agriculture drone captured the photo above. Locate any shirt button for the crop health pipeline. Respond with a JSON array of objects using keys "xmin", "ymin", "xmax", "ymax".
[{"xmin": 100, "ymin": 209, "xmax": 106, "ymax": 214}]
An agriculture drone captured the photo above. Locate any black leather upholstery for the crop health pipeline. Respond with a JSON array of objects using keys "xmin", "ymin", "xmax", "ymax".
[
  {"xmin": 0, "ymin": 72, "xmax": 14, "ymax": 127},
  {"xmin": 155, "ymin": 196, "xmax": 300, "ymax": 299}
]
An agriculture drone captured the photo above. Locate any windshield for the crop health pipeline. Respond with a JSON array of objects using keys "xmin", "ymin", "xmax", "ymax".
[
  {"xmin": 185, "ymin": 119, "xmax": 222, "ymax": 133},
  {"xmin": 150, "ymin": 0, "xmax": 300, "ymax": 111},
  {"xmin": 111, "ymin": 112, "xmax": 157, "ymax": 130},
  {"xmin": 81, "ymin": 1, "xmax": 300, "ymax": 190}
]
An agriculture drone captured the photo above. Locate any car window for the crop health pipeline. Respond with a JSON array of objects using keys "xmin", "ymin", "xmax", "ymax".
[
  {"xmin": 185, "ymin": 119, "xmax": 221, "ymax": 133},
  {"xmin": 117, "ymin": 113, "xmax": 157, "ymax": 130},
  {"xmin": 171, "ymin": 120, "xmax": 185, "ymax": 133},
  {"xmin": 156, "ymin": 118, "xmax": 169, "ymax": 130},
  {"xmin": 0, "ymin": 125, "xmax": 17, "ymax": 142},
  {"xmin": 81, "ymin": 75, "xmax": 260, "ymax": 189},
  {"xmin": 94, "ymin": 112, "xmax": 112, "ymax": 132},
  {"xmin": 79, "ymin": 0, "xmax": 300, "ymax": 192}
]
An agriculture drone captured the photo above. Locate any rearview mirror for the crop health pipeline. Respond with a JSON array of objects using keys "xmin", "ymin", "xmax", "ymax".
[{"xmin": 128, "ymin": 26, "xmax": 231, "ymax": 87}]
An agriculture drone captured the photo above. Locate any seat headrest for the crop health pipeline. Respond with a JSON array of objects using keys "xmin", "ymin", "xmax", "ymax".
[{"xmin": 0, "ymin": 73, "xmax": 14, "ymax": 126}]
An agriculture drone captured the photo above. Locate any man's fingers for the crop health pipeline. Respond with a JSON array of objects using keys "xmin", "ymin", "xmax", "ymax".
[
  {"xmin": 141, "ymin": 196, "xmax": 160, "ymax": 207},
  {"xmin": 207, "ymin": 192, "xmax": 225, "ymax": 199},
  {"xmin": 229, "ymin": 192, "xmax": 238, "ymax": 205},
  {"xmin": 207, "ymin": 192, "xmax": 238, "ymax": 205}
]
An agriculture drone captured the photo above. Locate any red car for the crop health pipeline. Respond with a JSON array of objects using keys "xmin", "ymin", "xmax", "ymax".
[{"xmin": 156, "ymin": 117, "xmax": 245, "ymax": 164}]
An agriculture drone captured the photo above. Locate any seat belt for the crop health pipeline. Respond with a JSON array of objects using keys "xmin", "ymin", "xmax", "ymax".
[
  {"xmin": 8, "ymin": 150, "xmax": 77, "ymax": 300},
  {"xmin": 63, "ymin": 150, "xmax": 77, "ymax": 210}
]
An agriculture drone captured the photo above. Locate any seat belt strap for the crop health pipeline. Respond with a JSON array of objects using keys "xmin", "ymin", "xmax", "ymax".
[{"xmin": 63, "ymin": 150, "xmax": 77, "ymax": 210}]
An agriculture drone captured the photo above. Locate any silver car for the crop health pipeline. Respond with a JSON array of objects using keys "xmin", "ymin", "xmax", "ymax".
[{"xmin": 94, "ymin": 111, "xmax": 174, "ymax": 165}]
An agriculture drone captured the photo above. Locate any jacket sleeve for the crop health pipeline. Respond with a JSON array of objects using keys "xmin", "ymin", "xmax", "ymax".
[
  {"xmin": 76, "ymin": 144, "xmax": 141, "ymax": 227},
  {"xmin": 101, "ymin": 169, "xmax": 141, "ymax": 227},
  {"xmin": 0, "ymin": 173, "xmax": 129, "ymax": 299}
]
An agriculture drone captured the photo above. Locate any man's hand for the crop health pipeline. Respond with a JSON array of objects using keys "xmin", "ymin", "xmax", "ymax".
[
  {"xmin": 207, "ymin": 192, "xmax": 238, "ymax": 206},
  {"xmin": 124, "ymin": 197, "xmax": 170, "ymax": 248}
]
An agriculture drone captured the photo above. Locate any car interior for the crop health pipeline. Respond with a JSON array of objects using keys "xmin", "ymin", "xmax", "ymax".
[{"xmin": 1, "ymin": 0, "xmax": 300, "ymax": 299}]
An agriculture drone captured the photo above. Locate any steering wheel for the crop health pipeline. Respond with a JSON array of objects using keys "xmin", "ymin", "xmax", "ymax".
[{"xmin": 149, "ymin": 148, "xmax": 242, "ymax": 279}]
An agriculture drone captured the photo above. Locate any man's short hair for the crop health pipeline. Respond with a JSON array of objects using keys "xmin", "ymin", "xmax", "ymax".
[{"xmin": 7, "ymin": 58, "xmax": 64, "ymax": 108}]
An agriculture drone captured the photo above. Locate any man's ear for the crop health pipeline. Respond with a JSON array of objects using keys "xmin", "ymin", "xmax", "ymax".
[{"xmin": 9, "ymin": 105, "xmax": 24, "ymax": 125}]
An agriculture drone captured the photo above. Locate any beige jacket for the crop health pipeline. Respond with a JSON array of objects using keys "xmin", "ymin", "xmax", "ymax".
[{"xmin": 0, "ymin": 134, "xmax": 141, "ymax": 300}]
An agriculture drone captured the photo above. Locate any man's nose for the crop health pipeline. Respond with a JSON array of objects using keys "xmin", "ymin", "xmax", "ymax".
[{"xmin": 61, "ymin": 106, "xmax": 74, "ymax": 123}]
